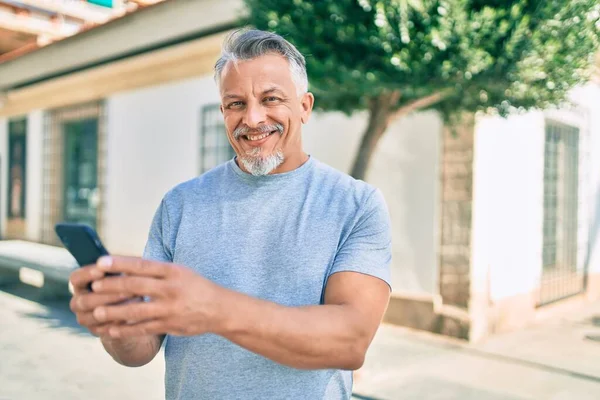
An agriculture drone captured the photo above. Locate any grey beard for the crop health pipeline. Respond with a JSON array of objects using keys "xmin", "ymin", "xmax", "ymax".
[{"xmin": 240, "ymin": 148, "xmax": 284, "ymax": 176}]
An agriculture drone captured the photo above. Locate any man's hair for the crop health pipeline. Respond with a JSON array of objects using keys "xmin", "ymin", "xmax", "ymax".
[{"xmin": 214, "ymin": 29, "xmax": 308, "ymax": 94}]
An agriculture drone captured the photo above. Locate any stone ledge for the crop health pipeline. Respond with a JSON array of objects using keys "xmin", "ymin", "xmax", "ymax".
[
  {"xmin": 384, "ymin": 292, "xmax": 470, "ymax": 340},
  {"xmin": 0, "ymin": 240, "xmax": 76, "ymax": 298}
]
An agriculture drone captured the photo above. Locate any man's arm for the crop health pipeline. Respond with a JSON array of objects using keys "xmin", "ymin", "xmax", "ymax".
[
  {"xmin": 215, "ymin": 271, "xmax": 390, "ymax": 370},
  {"xmin": 214, "ymin": 189, "xmax": 392, "ymax": 369},
  {"xmin": 91, "ymin": 261, "xmax": 390, "ymax": 371}
]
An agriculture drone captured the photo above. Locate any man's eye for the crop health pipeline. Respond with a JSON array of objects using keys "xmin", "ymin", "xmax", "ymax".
[
  {"xmin": 264, "ymin": 97, "xmax": 279, "ymax": 103},
  {"xmin": 228, "ymin": 101, "xmax": 244, "ymax": 109}
]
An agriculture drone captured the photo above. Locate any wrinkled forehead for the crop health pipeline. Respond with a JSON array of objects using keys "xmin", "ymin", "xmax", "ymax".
[{"xmin": 219, "ymin": 54, "xmax": 296, "ymax": 96}]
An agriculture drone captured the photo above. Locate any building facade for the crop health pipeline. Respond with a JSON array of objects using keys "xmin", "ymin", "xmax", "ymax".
[{"xmin": 0, "ymin": 0, "xmax": 599, "ymax": 341}]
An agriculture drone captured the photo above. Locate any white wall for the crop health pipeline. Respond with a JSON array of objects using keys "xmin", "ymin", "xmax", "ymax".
[
  {"xmin": 302, "ymin": 112, "xmax": 363, "ymax": 173},
  {"xmin": 25, "ymin": 110, "xmax": 43, "ymax": 242},
  {"xmin": 471, "ymin": 112, "xmax": 546, "ymax": 302},
  {"xmin": 576, "ymin": 84, "xmax": 600, "ymax": 275},
  {"xmin": 104, "ymin": 76, "xmax": 221, "ymax": 255},
  {"xmin": 304, "ymin": 110, "xmax": 442, "ymax": 294},
  {"xmin": 0, "ymin": 111, "xmax": 43, "ymax": 241},
  {"xmin": 0, "ymin": 117, "xmax": 6, "ymax": 238},
  {"xmin": 471, "ymin": 82, "xmax": 600, "ymax": 302}
]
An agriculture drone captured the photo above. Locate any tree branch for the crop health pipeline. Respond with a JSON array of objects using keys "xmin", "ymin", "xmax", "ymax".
[{"xmin": 390, "ymin": 89, "xmax": 451, "ymax": 121}]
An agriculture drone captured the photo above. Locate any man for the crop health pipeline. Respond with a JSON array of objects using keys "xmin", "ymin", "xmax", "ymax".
[{"xmin": 69, "ymin": 29, "xmax": 392, "ymax": 399}]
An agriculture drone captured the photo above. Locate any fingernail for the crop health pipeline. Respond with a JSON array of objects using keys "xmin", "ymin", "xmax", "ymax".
[
  {"xmin": 92, "ymin": 281, "xmax": 102, "ymax": 291},
  {"xmin": 93, "ymin": 307, "xmax": 106, "ymax": 322},
  {"xmin": 97, "ymin": 256, "xmax": 113, "ymax": 269}
]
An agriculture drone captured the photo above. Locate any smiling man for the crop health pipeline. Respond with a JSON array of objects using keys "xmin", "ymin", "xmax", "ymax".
[{"xmin": 68, "ymin": 29, "xmax": 392, "ymax": 400}]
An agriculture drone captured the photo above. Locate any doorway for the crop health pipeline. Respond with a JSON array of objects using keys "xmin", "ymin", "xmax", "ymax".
[
  {"xmin": 41, "ymin": 102, "xmax": 106, "ymax": 244},
  {"xmin": 63, "ymin": 118, "xmax": 99, "ymax": 229}
]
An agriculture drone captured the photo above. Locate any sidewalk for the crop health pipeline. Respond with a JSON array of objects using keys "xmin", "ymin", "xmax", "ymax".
[
  {"xmin": 354, "ymin": 301, "xmax": 600, "ymax": 400},
  {"xmin": 2, "ymin": 282, "xmax": 600, "ymax": 399}
]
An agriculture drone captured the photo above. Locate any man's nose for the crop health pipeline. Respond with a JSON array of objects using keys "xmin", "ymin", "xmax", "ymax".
[{"xmin": 243, "ymin": 102, "xmax": 267, "ymax": 128}]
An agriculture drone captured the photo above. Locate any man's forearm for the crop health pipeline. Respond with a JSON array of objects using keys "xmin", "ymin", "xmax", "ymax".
[
  {"xmin": 214, "ymin": 289, "xmax": 371, "ymax": 370},
  {"xmin": 101, "ymin": 334, "xmax": 164, "ymax": 367}
]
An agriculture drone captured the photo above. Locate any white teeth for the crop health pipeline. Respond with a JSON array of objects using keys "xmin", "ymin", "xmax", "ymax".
[{"xmin": 246, "ymin": 132, "xmax": 270, "ymax": 141}]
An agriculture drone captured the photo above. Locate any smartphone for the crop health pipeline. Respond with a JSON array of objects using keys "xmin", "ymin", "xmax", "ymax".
[
  {"xmin": 55, "ymin": 223, "xmax": 109, "ymax": 266},
  {"xmin": 55, "ymin": 222, "xmax": 116, "ymax": 290}
]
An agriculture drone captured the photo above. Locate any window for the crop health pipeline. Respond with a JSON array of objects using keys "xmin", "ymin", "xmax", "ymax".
[
  {"xmin": 200, "ymin": 104, "xmax": 235, "ymax": 174},
  {"xmin": 8, "ymin": 118, "xmax": 27, "ymax": 220},
  {"xmin": 540, "ymin": 120, "xmax": 582, "ymax": 304}
]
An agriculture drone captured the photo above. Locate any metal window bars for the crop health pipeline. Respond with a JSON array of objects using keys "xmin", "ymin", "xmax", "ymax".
[
  {"xmin": 539, "ymin": 119, "xmax": 585, "ymax": 306},
  {"xmin": 199, "ymin": 104, "xmax": 235, "ymax": 174}
]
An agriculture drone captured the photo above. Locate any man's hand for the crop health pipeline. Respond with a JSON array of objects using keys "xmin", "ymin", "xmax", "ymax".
[
  {"xmin": 89, "ymin": 256, "xmax": 224, "ymax": 339},
  {"xmin": 69, "ymin": 265, "xmax": 135, "ymax": 336}
]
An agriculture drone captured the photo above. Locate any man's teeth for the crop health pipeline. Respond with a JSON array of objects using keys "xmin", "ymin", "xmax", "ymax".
[{"xmin": 246, "ymin": 132, "xmax": 271, "ymax": 141}]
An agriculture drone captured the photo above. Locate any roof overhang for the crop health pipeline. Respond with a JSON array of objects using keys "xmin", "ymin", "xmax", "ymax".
[
  {"xmin": 0, "ymin": 0, "xmax": 245, "ymax": 91},
  {"xmin": 0, "ymin": 30, "xmax": 231, "ymax": 117}
]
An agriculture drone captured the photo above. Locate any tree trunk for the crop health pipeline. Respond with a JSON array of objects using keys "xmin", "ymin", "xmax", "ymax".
[
  {"xmin": 349, "ymin": 90, "xmax": 449, "ymax": 180},
  {"xmin": 350, "ymin": 92, "xmax": 399, "ymax": 180}
]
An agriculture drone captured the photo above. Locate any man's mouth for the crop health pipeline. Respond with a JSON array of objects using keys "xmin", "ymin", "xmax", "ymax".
[{"xmin": 244, "ymin": 131, "xmax": 277, "ymax": 141}]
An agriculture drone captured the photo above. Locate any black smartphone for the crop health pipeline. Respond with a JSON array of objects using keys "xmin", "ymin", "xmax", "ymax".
[
  {"xmin": 55, "ymin": 222, "xmax": 116, "ymax": 290},
  {"xmin": 55, "ymin": 222, "xmax": 109, "ymax": 266}
]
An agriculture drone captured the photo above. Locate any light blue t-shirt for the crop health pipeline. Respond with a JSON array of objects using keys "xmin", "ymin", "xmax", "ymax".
[{"xmin": 143, "ymin": 156, "xmax": 392, "ymax": 400}]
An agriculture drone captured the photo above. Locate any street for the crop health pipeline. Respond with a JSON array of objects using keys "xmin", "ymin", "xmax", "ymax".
[{"xmin": 2, "ymin": 282, "xmax": 600, "ymax": 399}]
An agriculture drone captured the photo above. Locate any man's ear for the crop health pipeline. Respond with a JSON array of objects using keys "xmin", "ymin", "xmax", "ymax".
[{"xmin": 300, "ymin": 92, "xmax": 315, "ymax": 124}]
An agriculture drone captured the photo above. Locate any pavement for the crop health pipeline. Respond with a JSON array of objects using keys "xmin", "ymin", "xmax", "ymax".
[
  {"xmin": 353, "ymin": 302, "xmax": 600, "ymax": 400},
  {"xmin": 0, "ymin": 284, "xmax": 164, "ymax": 400},
  {"xmin": 2, "ymin": 282, "xmax": 600, "ymax": 400}
]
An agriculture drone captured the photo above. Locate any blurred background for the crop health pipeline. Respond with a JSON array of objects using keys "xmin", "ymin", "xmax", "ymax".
[{"xmin": 0, "ymin": 0, "xmax": 600, "ymax": 399}]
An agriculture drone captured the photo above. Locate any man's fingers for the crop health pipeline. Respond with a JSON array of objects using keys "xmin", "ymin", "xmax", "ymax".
[
  {"xmin": 75, "ymin": 311, "xmax": 101, "ymax": 328},
  {"xmin": 97, "ymin": 256, "xmax": 171, "ymax": 278},
  {"xmin": 69, "ymin": 266, "xmax": 104, "ymax": 294},
  {"xmin": 91, "ymin": 275, "xmax": 166, "ymax": 298},
  {"xmin": 93, "ymin": 301, "xmax": 168, "ymax": 324},
  {"xmin": 74, "ymin": 314, "xmax": 124, "ymax": 337},
  {"xmin": 70, "ymin": 292, "xmax": 131, "ymax": 312},
  {"xmin": 97, "ymin": 320, "xmax": 166, "ymax": 338},
  {"xmin": 89, "ymin": 322, "xmax": 124, "ymax": 337}
]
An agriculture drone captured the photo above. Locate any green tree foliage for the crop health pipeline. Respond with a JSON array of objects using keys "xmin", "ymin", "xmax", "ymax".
[{"xmin": 243, "ymin": 0, "xmax": 600, "ymax": 179}]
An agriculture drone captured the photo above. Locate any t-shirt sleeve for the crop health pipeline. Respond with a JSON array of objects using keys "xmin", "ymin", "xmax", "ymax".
[
  {"xmin": 143, "ymin": 198, "xmax": 174, "ymax": 263},
  {"xmin": 328, "ymin": 188, "xmax": 392, "ymax": 289}
]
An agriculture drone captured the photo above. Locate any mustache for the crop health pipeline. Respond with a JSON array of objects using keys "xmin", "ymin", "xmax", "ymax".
[{"xmin": 233, "ymin": 123, "xmax": 284, "ymax": 139}]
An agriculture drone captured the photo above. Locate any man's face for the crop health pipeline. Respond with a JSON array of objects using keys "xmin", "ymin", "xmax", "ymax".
[{"xmin": 219, "ymin": 54, "xmax": 313, "ymax": 175}]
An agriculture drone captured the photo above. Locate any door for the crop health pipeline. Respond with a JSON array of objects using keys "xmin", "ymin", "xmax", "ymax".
[
  {"xmin": 6, "ymin": 118, "xmax": 27, "ymax": 239},
  {"xmin": 63, "ymin": 119, "xmax": 99, "ymax": 229}
]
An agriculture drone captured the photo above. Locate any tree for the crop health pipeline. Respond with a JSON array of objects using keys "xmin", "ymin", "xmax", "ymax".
[{"xmin": 243, "ymin": 0, "xmax": 600, "ymax": 180}]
